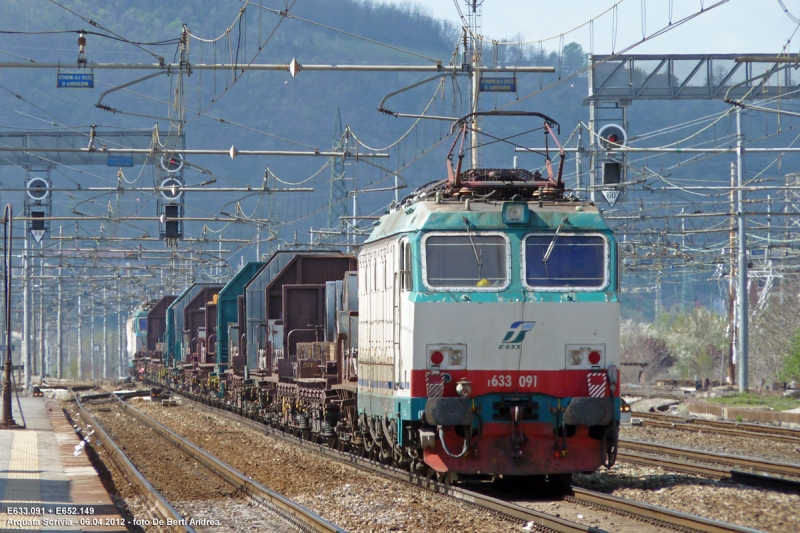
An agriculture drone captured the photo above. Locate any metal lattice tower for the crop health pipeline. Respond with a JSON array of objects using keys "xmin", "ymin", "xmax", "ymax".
[
  {"xmin": 328, "ymin": 109, "xmax": 347, "ymax": 230},
  {"xmin": 784, "ymin": 173, "xmax": 800, "ymax": 245}
]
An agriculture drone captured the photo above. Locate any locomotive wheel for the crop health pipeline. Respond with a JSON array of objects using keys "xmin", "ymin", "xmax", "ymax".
[{"xmin": 410, "ymin": 458, "xmax": 425, "ymax": 474}]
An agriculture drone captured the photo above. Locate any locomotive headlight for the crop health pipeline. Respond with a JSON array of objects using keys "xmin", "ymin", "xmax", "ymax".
[
  {"xmin": 456, "ymin": 379, "xmax": 472, "ymax": 398},
  {"xmin": 502, "ymin": 201, "xmax": 530, "ymax": 224}
]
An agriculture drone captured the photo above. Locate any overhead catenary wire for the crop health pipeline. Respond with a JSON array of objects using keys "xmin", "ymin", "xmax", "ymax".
[
  {"xmin": 492, "ymin": 0, "xmax": 732, "ymax": 112},
  {"xmin": 43, "ymin": 0, "xmax": 176, "ymax": 61},
  {"xmin": 244, "ymin": 1, "xmax": 441, "ymax": 64}
]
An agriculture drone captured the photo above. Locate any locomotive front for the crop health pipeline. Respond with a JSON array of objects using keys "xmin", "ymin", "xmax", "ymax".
[{"xmin": 357, "ymin": 112, "xmax": 620, "ymax": 482}]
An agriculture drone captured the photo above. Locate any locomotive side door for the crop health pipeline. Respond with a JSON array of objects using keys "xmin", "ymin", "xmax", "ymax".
[{"xmin": 395, "ymin": 238, "xmax": 412, "ymax": 392}]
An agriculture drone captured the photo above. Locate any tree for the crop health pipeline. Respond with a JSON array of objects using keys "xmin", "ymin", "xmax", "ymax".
[
  {"xmin": 750, "ymin": 276, "xmax": 800, "ymax": 383},
  {"xmin": 779, "ymin": 328, "xmax": 800, "ymax": 382},
  {"xmin": 620, "ymin": 320, "xmax": 675, "ymax": 384},
  {"xmin": 659, "ymin": 308, "xmax": 727, "ymax": 381},
  {"xmin": 562, "ymin": 42, "xmax": 587, "ymax": 72}
]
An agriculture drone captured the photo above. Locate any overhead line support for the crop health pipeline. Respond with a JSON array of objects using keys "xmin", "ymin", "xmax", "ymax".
[{"xmin": 0, "ymin": 61, "xmax": 554, "ymax": 73}]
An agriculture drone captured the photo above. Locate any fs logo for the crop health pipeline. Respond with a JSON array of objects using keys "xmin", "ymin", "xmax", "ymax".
[{"xmin": 499, "ymin": 321, "xmax": 536, "ymax": 349}]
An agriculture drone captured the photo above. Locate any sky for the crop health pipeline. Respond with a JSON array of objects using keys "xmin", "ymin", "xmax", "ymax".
[{"xmin": 382, "ymin": 0, "xmax": 800, "ymax": 56}]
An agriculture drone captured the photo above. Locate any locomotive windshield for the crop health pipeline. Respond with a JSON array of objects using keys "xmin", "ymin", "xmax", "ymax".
[
  {"xmin": 137, "ymin": 317, "xmax": 148, "ymax": 332},
  {"xmin": 523, "ymin": 234, "xmax": 608, "ymax": 290},
  {"xmin": 423, "ymin": 233, "xmax": 509, "ymax": 290}
]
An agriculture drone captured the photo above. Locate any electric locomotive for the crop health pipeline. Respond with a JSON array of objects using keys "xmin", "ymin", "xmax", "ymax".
[
  {"xmin": 141, "ymin": 111, "xmax": 620, "ymax": 485},
  {"xmin": 127, "ymin": 305, "xmax": 150, "ymax": 361},
  {"xmin": 357, "ymin": 111, "xmax": 620, "ymax": 482}
]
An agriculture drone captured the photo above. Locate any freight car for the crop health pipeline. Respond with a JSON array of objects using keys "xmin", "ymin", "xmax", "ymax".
[{"xmin": 143, "ymin": 111, "xmax": 621, "ymax": 485}]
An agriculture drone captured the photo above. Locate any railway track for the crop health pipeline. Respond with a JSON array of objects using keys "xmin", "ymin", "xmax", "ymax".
[
  {"xmin": 72, "ymin": 393, "xmax": 196, "ymax": 533},
  {"xmin": 142, "ymin": 382, "xmax": 761, "ymax": 533},
  {"xmin": 632, "ymin": 412, "xmax": 800, "ymax": 443},
  {"xmin": 619, "ymin": 439, "xmax": 800, "ymax": 491},
  {"xmin": 74, "ymin": 391, "xmax": 345, "ymax": 533}
]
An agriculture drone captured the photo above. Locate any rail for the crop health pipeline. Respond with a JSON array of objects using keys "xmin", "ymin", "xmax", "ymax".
[
  {"xmin": 72, "ymin": 391, "xmax": 195, "ymax": 533},
  {"xmin": 569, "ymin": 488, "xmax": 761, "ymax": 533},
  {"xmin": 620, "ymin": 439, "xmax": 800, "ymax": 480},
  {"xmin": 111, "ymin": 394, "xmax": 347, "ymax": 533},
  {"xmin": 633, "ymin": 411, "xmax": 800, "ymax": 443},
  {"xmin": 157, "ymin": 383, "xmax": 763, "ymax": 533}
]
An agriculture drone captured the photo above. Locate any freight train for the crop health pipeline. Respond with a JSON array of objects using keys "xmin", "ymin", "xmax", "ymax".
[{"xmin": 135, "ymin": 112, "xmax": 621, "ymax": 485}]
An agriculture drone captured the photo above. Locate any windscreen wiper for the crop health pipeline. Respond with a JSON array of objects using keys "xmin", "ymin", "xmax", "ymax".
[
  {"xmin": 542, "ymin": 216, "xmax": 569, "ymax": 265},
  {"xmin": 463, "ymin": 217, "xmax": 483, "ymax": 276}
]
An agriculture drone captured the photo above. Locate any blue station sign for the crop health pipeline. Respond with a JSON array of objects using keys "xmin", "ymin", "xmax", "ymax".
[
  {"xmin": 56, "ymin": 72, "xmax": 94, "ymax": 88},
  {"xmin": 107, "ymin": 155, "xmax": 135, "ymax": 167},
  {"xmin": 479, "ymin": 76, "xmax": 516, "ymax": 92}
]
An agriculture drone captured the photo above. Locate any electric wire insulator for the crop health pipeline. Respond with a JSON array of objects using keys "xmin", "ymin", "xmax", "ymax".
[{"xmin": 78, "ymin": 36, "xmax": 86, "ymax": 47}]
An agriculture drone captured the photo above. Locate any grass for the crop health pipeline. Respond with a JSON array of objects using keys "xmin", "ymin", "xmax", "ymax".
[{"xmin": 707, "ymin": 392, "xmax": 800, "ymax": 411}]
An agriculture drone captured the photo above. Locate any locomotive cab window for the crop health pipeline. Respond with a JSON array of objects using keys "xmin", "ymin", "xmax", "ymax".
[
  {"xmin": 137, "ymin": 317, "xmax": 148, "ymax": 332},
  {"xmin": 523, "ymin": 234, "xmax": 608, "ymax": 291},
  {"xmin": 422, "ymin": 232, "xmax": 509, "ymax": 291}
]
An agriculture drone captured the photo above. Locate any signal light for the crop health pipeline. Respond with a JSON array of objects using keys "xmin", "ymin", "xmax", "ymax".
[
  {"xmin": 588, "ymin": 351, "xmax": 601, "ymax": 365},
  {"xmin": 597, "ymin": 124, "xmax": 627, "ymax": 150},
  {"xmin": 430, "ymin": 351, "xmax": 444, "ymax": 365},
  {"xmin": 160, "ymin": 153, "xmax": 184, "ymax": 172}
]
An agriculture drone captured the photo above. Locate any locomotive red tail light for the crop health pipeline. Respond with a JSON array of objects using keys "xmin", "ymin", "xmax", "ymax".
[
  {"xmin": 430, "ymin": 351, "xmax": 444, "ymax": 365},
  {"xmin": 588, "ymin": 351, "xmax": 601, "ymax": 365}
]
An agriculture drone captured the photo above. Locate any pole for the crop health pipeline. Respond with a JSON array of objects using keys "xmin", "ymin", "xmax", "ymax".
[
  {"xmin": 736, "ymin": 106, "xmax": 749, "ymax": 392},
  {"xmin": 470, "ymin": 1, "xmax": 481, "ymax": 170},
  {"xmin": 102, "ymin": 287, "xmax": 107, "ymax": 379},
  {"xmin": 256, "ymin": 223, "xmax": 261, "ymax": 262},
  {"xmin": 728, "ymin": 162, "xmax": 736, "ymax": 385},
  {"xmin": 680, "ymin": 209, "xmax": 686, "ymax": 313},
  {"xmin": 576, "ymin": 125, "xmax": 583, "ymax": 196},
  {"xmin": 37, "ymin": 241, "xmax": 44, "ymax": 379},
  {"xmin": 32, "ymin": 257, "xmax": 36, "ymax": 379},
  {"xmin": 117, "ymin": 278, "xmax": 122, "ymax": 378},
  {"xmin": 218, "ymin": 238, "xmax": 222, "ymax": 279},
  {"xmin": 77, "ymin": 294, "xmax": 82, "ymax": 379},
  {"xmin": 23, "ymin": 238, "xmax": 31, "ymax": 391},
  {"xmin": 43, "ymin": 320, "xmax": 49, "ymax": 381},
  {"xmin": 655, "ymin": 272, "xmax": 661, "ymax": 322},
  {"xmin": 66, "ymin": 323, "xmax": 71, "ymax": 378},
  {"xmin": 2, "ymin": 204, "xmax": 17, "ymax": 427},
  {"xmin": 587, "ymin": 56, "xmax": 597, "ymax": 203},
  {"xmin": 90, "ymin": 297, "xmax": 95, "ymax": 379},
  {"xmin": 351, "ymin": 192, "xmax": 358, "ymax": 247},
  {"xmin": 767, "ymin": 195, "xmax": 772, "ymax": 258},
  {"xmin": 56, "ymin": 227, "xmax": 63, "ymax": 378}
]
